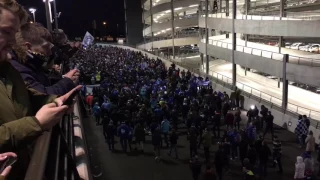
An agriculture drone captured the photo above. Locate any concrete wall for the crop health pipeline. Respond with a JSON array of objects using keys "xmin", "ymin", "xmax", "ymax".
[
  {"xmin": 287, "ymin": 63, "xmax": 320, "ymax": 87},
  {"xmin": 137, "ymin": 37, "xmax": 200, "ymax": 49},
  {"xmin": 144, "ymin": 0, "xmax": 197, "ymax": 19},
  {"xmin": 199, "ymin": 17, "xmax": 320, "ymax": 37},
  {"xmin": 143, "ymin": 17, "xmax": 198, "ymax": 36},
  {"xmin": 201, "ymin": 42, "xmax": 283, "ymax": 77},
  {"xmin": 201, "ymin": 42, "xmax": 320, "ymax": 87}
]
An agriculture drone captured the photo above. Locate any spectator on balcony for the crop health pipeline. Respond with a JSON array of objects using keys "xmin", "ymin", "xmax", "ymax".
[
  {"xmin": 305, "ymin": 130, "xmax": 315, "ymax": 155},
  {"xmin": 10, "ymin": 22, "xmax": 79, "ymax": 95},
  {"xmin": 0, "ymin": 4, "xmax": 81, "ymax": 179},
  {"xmin": 295, "ymin": 116, "xmax": 309, "ymax": 148}
]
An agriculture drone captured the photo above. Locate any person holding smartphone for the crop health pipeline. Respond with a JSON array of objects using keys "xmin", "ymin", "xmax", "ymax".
[{"xmin": 0, "ymin": 152, "xmax": 17, "ymax": 180}]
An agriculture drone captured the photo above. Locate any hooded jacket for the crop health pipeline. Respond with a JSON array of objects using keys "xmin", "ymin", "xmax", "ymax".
[
  {"xmin": 10, "ymin": 51, "xmax": 75, "ymax": 95},
  {"xmin": 294, "ymin": 156, "xmax": 305, "ymax": 179}
]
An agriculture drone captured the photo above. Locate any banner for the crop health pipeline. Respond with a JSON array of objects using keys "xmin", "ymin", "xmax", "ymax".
[{"xmin": 82, "ymin": 31, "xmax": 94, "ymax": 48}]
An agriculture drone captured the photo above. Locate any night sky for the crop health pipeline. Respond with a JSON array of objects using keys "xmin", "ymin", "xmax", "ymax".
[{"xmin": 17, "ymin": 0, "xmax": 126, "ymax": 39}]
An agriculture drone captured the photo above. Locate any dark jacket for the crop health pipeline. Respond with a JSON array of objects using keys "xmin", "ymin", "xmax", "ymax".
[
  {"xmin": 170, "ymin": 132, "xmax": 179, "ymax": 145},
  {"xmin": 259, "ymin": 145, "xmax": 271, "ymax": 164},
  {"xmin": 134, "ymin": 125, "xmax": 146, "ymax": 142},
  {"xmin": 10, "ymin": 54, "xmax": 75, "ymax": 95}
]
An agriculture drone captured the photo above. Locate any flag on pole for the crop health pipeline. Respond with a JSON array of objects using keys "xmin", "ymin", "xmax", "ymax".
[{"xmin": 82, "ymin": 31, "xmax": 94, "ymax": 48}]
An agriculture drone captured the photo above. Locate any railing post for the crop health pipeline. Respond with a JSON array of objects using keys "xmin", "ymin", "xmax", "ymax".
[{"xmin": 282, "ymin": 54, "xmax": 289, "ymax": 110}]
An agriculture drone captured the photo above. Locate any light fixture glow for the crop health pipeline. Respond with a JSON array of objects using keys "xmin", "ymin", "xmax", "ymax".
[
  {"xmin": 174, "ymin": 7, "xmax": 183, "ymax": 10},
  {"xmin": 189, "ymin": 4, "xmax": 198, "ymax": 7},
  {"xmin": 29, "ymin": 8, "xmax": 37, "ymax": 13},
  {"xmin": 165, "ymin": 10, "xmax": 171, "ymax": 13},
  {"xmin": 42, "ymin": 0, "xmax": 54, "ymax": 2}
]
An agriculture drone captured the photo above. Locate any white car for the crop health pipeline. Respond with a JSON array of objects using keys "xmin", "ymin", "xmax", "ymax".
[
  {"xmin": 290, "ymin": 42, "xmax": 306, "ymax": 50},
  {"xmin": 299, "ymin": 44, "xmax": 312, "ymax": 51},
  {"xmin": 308, "ymin": 44, "xmax": 320, "ymax": 53}
]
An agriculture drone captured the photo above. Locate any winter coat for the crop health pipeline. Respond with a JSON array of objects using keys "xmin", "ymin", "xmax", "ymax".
[
  {"xmin": 294, "ymin": 156, "xmax": 305, "ymax": 179},
  {"xmin": 118, "ymin": 124, "xmax": 130, "ymax": 138},
  {"xmin": 225, "ymin": 113, "xmax": 234, "ymax": 125},
  {"xmin": 259, "ymin": 145, "xmax": 271, "ymax": 164},
  {"xmin": 305, "ymin": 135, "xmax": 316, "ymax": 152},
  {"xmin": 161, "ymin": 119, "xmax": 170, "ymax": 133},
  {"xmin": 10, "ymin": 56, "xmax": 75, "ymax": 96},
  {"xmin": 134, "ymin": 125, "xmax": 145, "ymax": 142},
  {"xmin": 0, "ymin": 61, "xmax": 56, "ymax": 179},
  {"xmin": 202, "ymin": 131, "xmax": 213, "ymax": 148}
]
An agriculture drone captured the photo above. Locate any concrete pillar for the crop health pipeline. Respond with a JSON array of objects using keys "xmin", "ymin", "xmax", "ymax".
[
  {"xmin": 205, "ymin": 0, "xmax": 209, "ymax": 75},
  {"xmin": 282, "ymin": 54, "xmax": 289, "ymax": 110},
  {"xmin": 45, "ymin": 0, "xmax": 52, "ymax": 31},
  {"xmin": 184, "ymin": 11, "xmax": 186, "ymax": 16},
  {"xmin": 226, "ymin": 0, "xmax": 230, "ymax": 39},
  {"xmin": 232, "ymin": 0, "xmax": 237, "ymax": 86},
  {"xmin": 201, "ymin": 53, "xmax": 204, "ymax": 68},
  {"xmin": 171, "ymin": 0, "xmax": 175, "ymax": 59},
  {"xmin": 150, "ymin": 0, "xmax": 154, "ymax": 52}
]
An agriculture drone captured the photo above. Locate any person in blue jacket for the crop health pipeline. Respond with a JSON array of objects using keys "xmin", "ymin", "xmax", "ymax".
[
  {"xmin": 118, "ymin": 121, "xmax": 130, "ymax": 153},
  {"xmin": 161, "ymin": 117, "xmax": 171, "ymax": 148},
  {"xmin": 92, "ymin": 102, "xmax": 101, "ymax": 125}
]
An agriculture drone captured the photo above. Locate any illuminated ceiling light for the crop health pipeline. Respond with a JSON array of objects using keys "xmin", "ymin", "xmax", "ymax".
[
  {"xmin": 175, "ymin": 27, "xmax": 180, "ymax": 28},
  {"xmin": 165, "ymin": 10, "xmax": 171, "ymax": 13},
  {"xmin": 159, "ymin": 13, "xmax": 164, "ymax": 16},
  {"xmin": 189, "ymin": 4, "xmax": 198, "ymax": 7},
  {"xmin": 174, "ymin": 7, "xmax": 183, "ymax": 10},
  {"xmin": 43, "ymin": 0, "xmax": 54, "ymax": 2},
  {"xmin": 165, "ymin": 28, "xmax": 171, "ymax": 31},
  {"xmin": 161, "ymin": 30, "xmax": 165, "ymax": 33}
]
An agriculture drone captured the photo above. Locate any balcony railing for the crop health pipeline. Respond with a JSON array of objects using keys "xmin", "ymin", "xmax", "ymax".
[{"xmin": 25, "ymin": 96, "xmax": 92, "ymax": 180}]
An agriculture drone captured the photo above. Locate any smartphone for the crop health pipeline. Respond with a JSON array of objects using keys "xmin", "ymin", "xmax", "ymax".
[
  {"xmin": 63, "ymin": 90, "xmax": 80, "ymax": 106},
  {"xmin": 0, "ymin": 156, "xmax": 17, "ymax": 172}
]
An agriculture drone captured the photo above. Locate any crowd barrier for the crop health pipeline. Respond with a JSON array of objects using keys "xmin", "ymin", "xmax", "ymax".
[{"xmin": 25, "ymin": 97, "xmax": 92, "ymax": 180}]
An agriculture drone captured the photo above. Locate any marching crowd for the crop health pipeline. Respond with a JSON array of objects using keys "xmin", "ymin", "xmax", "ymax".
[
  {"xmin": 78, "ymin": 45, "xmax": 320, "ymax": 180},
  {"xmin": 0, "ymin": 0, "xmax": 317, "ymax": 180}
]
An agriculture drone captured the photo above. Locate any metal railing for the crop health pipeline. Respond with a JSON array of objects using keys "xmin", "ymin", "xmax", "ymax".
[
  {"xmin": 203, "ymin": 39, "xmax": 320, "ymax": 67},
  {"xmin": 204, "ymin": 11, "xmax": 320, "ymax": 20},
  {"xmin": 25, "ymin": 114, "xmax": 81, "ymax": 180}
]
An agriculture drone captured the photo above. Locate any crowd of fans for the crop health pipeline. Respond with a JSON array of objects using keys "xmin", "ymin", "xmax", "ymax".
[
  {"xmin": 0, "ymin": 0, "xmax": 318, "ymax": 180},
  {"xmin": 77, "ymin": 45, "xmax": 320, "ymax": 180}
]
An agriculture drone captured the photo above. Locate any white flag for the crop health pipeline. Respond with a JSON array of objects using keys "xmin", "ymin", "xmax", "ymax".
[{"xmin": 82, "ymin": 31, "xmax": 94, "ymax": 47}]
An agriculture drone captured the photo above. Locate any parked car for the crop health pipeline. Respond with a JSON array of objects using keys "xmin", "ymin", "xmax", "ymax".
[
  {"xmin": 308, "ymin": 44, "xmax": 320, "ymax": 53},
  {"xmin": 299, "ymin": 44, "xmax": 312, "ymax": 51},
  {"xmin": 285, "ymin": 42, "xmax": 292, "ymax": 48},
  {"xmin": 290, "ymin": 42, "xmax": 306, "ymax": 50}
]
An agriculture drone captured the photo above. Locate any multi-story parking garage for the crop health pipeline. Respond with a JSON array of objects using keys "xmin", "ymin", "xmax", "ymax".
[
  {"xmin": 198, "ymin": 0, "xmax": 320, "ymax": 121},
  {"xmin": 137, "ymin": 0, "xmax": 320, "ymax": 123},
  {"xmin": 138, "ymin": 0, "xmax": 200, "ymax": 59}
]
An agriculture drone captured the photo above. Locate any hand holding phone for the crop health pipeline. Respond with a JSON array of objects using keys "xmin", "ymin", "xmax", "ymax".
[
  {"xmin": 0, "ymin": 152, "xmax": 17, "ymax": 177},
  {"xmin": 63, "ymin": 90, "xmax": 80, "ymax": 106}
]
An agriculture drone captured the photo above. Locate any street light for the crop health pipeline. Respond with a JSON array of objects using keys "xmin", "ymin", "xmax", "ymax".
[
  {"xmin": 103, "ymin": 22, "xmax": 107, "ymax": 37},
  {"xmin": 28, "ymin": 8, "xmax": 36, "ymax": 22}
]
